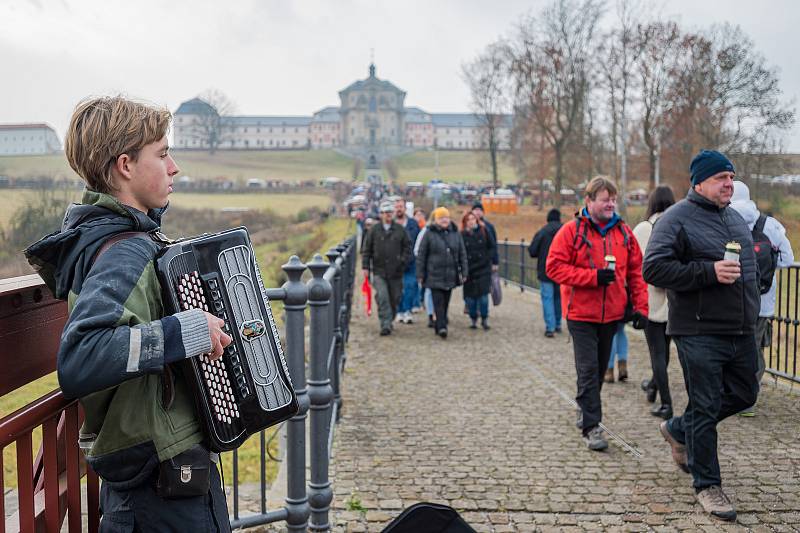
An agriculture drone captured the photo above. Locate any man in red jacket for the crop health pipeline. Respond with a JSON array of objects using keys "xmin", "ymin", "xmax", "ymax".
[{"xmin": 546, "ymin": 177, "xmax": 649, "ymax": 450}]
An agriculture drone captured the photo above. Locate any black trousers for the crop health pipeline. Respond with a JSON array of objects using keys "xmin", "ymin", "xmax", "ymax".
[
  {"xmin": 668, "ymin": 334, "xmax": 759, "ymax": 489},
  {"xmin": 431, "ymin": 288, "xmax": 453, "ymax": 333},
  {"xmin": 644, "ymin": 320, "xmax": 672, "ymax": 406},
  {"xmin": 567, "ymin": 320, "xmax": 618, "ymax": 435}
]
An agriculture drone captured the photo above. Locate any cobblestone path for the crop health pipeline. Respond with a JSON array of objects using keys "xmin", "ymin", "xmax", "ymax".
[{"xmin": 328, "ymin": 283, "xmax": 800, "ymax": 532}]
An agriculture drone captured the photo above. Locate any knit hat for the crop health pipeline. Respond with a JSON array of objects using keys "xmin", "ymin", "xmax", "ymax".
[
  {"xmin": 690, "ymin": 150, "xmax": 735, "ymax": 186},
  {"xmin": 546, "ymin": 208, "xmax": 561, "ymax": 222},
  {"xmin": 472, "ymin": 201, "xmax": 484, "ymax": 211},
  {"xmin": 432, "ymin": 207, "xmax": 450, "ymax": 220}
]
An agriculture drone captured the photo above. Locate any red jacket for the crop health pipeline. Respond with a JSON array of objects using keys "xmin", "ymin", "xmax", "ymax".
[{"xmin": 546, "ymin": 212, "xmax": 648, "ymax": 323}]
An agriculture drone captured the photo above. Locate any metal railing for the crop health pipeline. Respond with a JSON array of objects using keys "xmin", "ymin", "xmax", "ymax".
[
  {"xmin": 498, "ymin": 238, "xmax": 540, "ymax": 292},
  {"xmin": 0, "ymin": 235, "xmax": 357, "ymax": 532},
  {"xmin": 498, "ymin": 239, "xmax": 800, "ymax": 384},
  {"xmin": 766, "ymin": 264, "xmax": 800, "ymax": 384}
]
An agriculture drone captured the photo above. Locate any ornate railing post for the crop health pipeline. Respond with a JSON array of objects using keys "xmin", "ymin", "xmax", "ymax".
[
  {"xmin": 326, "ymin": 247, "xmax": 342, "ymax": 423},
  {"xmin": 281, "ymin": 256, "xmax": 309, "ymax": 532},
  {"xmin": 306, "ymin": 254, "xmax": 333, "ymax": 531}
]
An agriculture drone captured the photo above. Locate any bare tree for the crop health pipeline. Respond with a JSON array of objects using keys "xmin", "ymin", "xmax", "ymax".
[
  {"xmin": 670, "ymin": 25, "xmax": 794, "ymax": 159},
  {"xmin": 186, "ymin": 89, "xmax": 237, "ymax": 154},
  {"xmin": 509, "ymin": 0, "xmax": 604, "ymax": 207},
  {"xmin": 463, "ymin": 41, "xmax": 510, "ymax": 189},
  {"xmin": 635, "ymin": 20, "xmax": 683, "ymax": 190},
  {"xmin": 597, "ymin": 0, "xmax": 641, "ymax": 215}
]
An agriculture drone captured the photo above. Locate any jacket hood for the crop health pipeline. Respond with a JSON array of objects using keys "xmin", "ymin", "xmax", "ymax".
[
  {"xmin": 577, "ymin": 208, "xmax": 621, "ymax": 236},
  {"xmin": 24, "ymin": 189, "xmax": 166, "ymax": 299},
  {"xmin": 730, "ymin": 180, "xmax": 759, "ymax": 226}
]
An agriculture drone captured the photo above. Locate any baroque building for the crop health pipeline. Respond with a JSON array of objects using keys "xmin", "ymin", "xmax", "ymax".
[
  {"xmin": 0, "ymin": 123, "xmax": 61, "ymax": 156},
  {"xmin": 174, "ymin": 64, "xmax": 512, "ymax": 152}
]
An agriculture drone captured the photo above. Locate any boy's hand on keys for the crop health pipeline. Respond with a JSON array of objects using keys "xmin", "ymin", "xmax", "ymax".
[{"xmin": 204, "ymin": 312, "xmax": 232, "ymax": 361}]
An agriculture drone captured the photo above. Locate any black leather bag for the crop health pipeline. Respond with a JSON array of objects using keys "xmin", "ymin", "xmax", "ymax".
[{"xmin": 156, "ymin": 444, "xmax": 211, "ymax": 499}]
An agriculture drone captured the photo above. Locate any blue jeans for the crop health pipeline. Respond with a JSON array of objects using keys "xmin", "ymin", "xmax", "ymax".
[
  {"xmin": 398, "ymin": 270, "xmax": 418, "ymax": 313},
  {"xmin": 608, "ymin": 322, "xmax": 629, "ymax": 368},
  {"xmin": 666, "ymin": 334, "xmax": 758, "ymax": 489},
  {"xmin": 413, "ymin": 281, "xmax": 422, "ymax": 309},
  {"xmin": 540, "ymin": 281, "xmax": 562, "ymax": 333},
  {"xmin": 465, "ymin": 294, "xmax": 489, "ymax": 319}
]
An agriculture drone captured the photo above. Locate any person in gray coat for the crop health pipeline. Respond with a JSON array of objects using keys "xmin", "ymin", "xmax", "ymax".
[
  {"xmin": 362, "ymin": 201, "xmax": 411, "ymax": 335},
  {"xmin": 417, "ymin": 207, "xmax": 468, "ymax": 338}
]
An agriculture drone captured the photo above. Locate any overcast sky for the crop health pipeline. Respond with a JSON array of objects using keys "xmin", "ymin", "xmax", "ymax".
[{"xmin": 2, "ymin": 0, "xmax": 798, "ymax": 151}]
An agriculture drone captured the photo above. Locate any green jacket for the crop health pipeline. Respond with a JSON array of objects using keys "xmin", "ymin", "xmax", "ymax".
[{"xmin": 25, "ymin": 191, "xmax": 211, "ymax": 483}]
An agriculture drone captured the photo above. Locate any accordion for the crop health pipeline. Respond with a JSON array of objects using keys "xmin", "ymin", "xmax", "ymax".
[{"xmin": 155, "ymin": 227, "xmax": 298, "ymax": 452}]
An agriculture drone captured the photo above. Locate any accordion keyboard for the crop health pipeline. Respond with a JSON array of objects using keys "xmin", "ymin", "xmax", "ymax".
[{"xmin": 176, "ymin": 271, "xmax": 242, "ymax": 427}]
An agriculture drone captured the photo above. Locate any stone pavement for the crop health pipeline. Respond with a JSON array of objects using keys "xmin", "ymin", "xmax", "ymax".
[{"xmin": 325, "ymin": 283, "xmax": 800, "ymax": 532}]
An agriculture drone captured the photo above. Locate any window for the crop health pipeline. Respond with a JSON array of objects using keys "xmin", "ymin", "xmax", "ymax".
[
  {"xmin": 257, "ymin": 128, "xmax": 260, "ymax": 133},
  {"xmin": 270, "ymin": 128, "xmax": 273, "ymax": 133},
  {"xmin": 294, "ymin": 128, "xmax": 298, "ymax": 133},
  {"xmin": 282, "ymin": 128, "xmax": 286, "ymax": 133},
  {"xmin": 270, "ymin": 140, "xmax": 273, "ymax": 146},
  {"xmin": 244, "ymin": 128, "xmax": 248, "ymax": 133}
]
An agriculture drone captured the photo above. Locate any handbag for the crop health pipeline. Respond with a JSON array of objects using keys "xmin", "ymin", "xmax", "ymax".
[
  {"xmin": 156, "ymin": 444, "xmax": 212, "ymax": 499},
  {"xmin": 490, "ymin": 272, "xmax": 502, "ymax": 306}
]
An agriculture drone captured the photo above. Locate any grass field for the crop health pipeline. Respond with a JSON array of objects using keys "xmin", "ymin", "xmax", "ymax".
[
  {"xmin": 0, "ymin": 148, "xmax": 520, "ymax": 185},
  {"xmin": 0, "ymin": 150, "xmax": 355, "ymax": 183},
  {"xmin": 0, "ymin": 189, "xmax": 333, "ymax": 230},
  {"xmin": 393, "ymin": 150, "xmax": 517, "ymax": 184}
]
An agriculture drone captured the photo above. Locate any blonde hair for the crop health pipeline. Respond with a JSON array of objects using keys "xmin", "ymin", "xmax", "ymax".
[
  {"xmin": 64, "ymin": 96, "xmax": 172, "ymax": 193},
  {"xmin": 584, "ymin": 176, "xmax": 618, "ymax": 201}
]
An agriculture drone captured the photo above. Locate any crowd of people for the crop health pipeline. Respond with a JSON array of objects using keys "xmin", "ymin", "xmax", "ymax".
[
  {"xmin": 361, "ymin": 200, "xmax": 499, "ymax": 339},
  {"xmin": 527, "ymin": 150, "xmax": 794, "ymax": 522}
]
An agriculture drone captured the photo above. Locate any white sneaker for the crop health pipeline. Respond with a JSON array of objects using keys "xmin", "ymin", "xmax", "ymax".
[{"xmin": 404, "ymin": 312, "xmax": 414, "ymax": 324}]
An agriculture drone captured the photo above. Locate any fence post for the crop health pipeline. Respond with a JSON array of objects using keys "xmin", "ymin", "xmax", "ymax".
[
  {"xmin": 520, "ymin": 238, "xmax": 526, "ymax": 292},
  {"xmin": 282, "ymin": 256, "xmax": 310, "ymax": 532},
  {"xmin": 503, "ymin": 238, "xmax": 509, "ymax": 286},
  {"xmin": 326, "ymin": 248, "xmax": 343, "ymax": 423},
  {"xmin": 306, "ymin": 254, "xmax": 333, "ymax": 531}
]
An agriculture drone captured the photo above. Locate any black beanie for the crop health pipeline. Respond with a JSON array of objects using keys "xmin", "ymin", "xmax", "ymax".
[
  {"xmin": 546, "ymin": 208, "xmax": 561, "ymax": 222},
  {"xmin": 472, "ymin": 201, "xmax": 484, "ymax": 211},
  {"xmin": 690, "ymin": 150, "xmax": 735, "ymax": 186}
]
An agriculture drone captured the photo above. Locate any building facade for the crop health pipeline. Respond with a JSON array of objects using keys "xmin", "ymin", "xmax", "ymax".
[
  {"xmin": 0, "ymin": 124, "xmax": 61, "ymax": 155},
  {"xmin": 174, "ymin": 64, "xmax": 512, "ymax": 152}
]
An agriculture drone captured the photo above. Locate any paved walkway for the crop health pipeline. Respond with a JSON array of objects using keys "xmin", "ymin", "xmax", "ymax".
[{"xmin": 328, "ymin": 283, "xmax": 800, "ymax": 532}]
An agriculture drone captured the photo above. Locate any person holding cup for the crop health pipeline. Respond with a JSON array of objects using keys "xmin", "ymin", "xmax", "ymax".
[{"xmin": 643, "ymin": 149, "xmax": 760, "ymax": 522}]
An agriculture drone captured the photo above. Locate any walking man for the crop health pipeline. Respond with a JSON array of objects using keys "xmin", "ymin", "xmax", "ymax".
[
  {"xmin": 528, "ymin": 208, "xmax": 563, "ymax": 337},
  {"xmin": 362, "ymin": 201, "xmax": 411, "ymax": 336},
  {"xmin": 730, "ymin": 180, "xmax": 794, "ymax": 416},
  {"xmin": 643, "ymin": 150, "xmax": 760, "ymax": 521},
  {"xmin": 547, "ymin": 177, "xmax": 649, "ymax": 451},
  {"xmin": 394, "ymin": 197, "xmax": 420, "ymax": 324}
]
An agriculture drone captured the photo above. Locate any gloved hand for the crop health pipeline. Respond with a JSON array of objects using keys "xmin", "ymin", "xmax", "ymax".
[
  {"xmin": 631, "ymin": 311, "xmax": 649, "ymax": 330},
  {"xmin": 596, "ymin": 269, "xmax": 615, "ymax": 286}
]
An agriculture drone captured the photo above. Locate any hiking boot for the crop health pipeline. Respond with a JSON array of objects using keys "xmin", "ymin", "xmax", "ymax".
[
  {"xmin": 659, "ymin": 421, "xmax": 689, "ymax": 473},
  {"xmin": 469, "ymin": 319, "xmax": 478, "ymax": 329},
  {"xmin": 604, "ymin": 368, "xmax": 614, "ymax": 383},
  {"xmin": 641, "ymin": 379, "xmax": 657, "ymax": 403},
  {"xmin": 583, "ymin": 427, "xmax": 608, "ymax": 451},
  {"xmin": 555, "ymin": 327, "xmax": 562, "ymax": 333},
  {"xmin": 696, "ymin": 485, "xmax": 736, "ymax": 521},
  {"xmin": 481, "ymin": 317, "xmax": 490, "ymax": 331},
  {"xmin": 617, "ymin": 360, "xmax": 628, "ymax": 382},
  {"xmin": 438, "ymin": 328, "xmax": 448, "ymax": 339},
  {"xmin": 380, "ymin": 327, "xmax": 391, "ymax": 336},
  {"xmin": 650, "ymin": 404, "xmax": 673, "ymax": 420},
  {"xmin": 427, "ymin": 316, "xmax": 435, "ymax": 328},
  {"xmin": 544, "ymin": 330, "xmax": 554, "ymax": 338}
]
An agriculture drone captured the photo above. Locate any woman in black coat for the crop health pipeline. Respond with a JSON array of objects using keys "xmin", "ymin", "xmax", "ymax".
[
  {"xmin": 461, "ymin": 211, "xmax": 495, "ymax": 330},
  {"xmin": 416, "ymin": 207, "xmax": 468, "ymax": 338}
]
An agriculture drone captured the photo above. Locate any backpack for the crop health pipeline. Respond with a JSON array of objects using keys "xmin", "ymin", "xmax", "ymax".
[{"xmin": 752, "ymin": 214, "xmax": 779, "ymax": 294}]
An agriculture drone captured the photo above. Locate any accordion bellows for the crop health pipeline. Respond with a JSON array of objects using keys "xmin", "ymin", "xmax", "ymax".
[{"xmin": 156, "ymin": 227, "xmax": 298, "ymax": 452}]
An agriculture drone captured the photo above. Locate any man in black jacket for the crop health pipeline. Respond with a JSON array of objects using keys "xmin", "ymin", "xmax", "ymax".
[
  {"xmin": 643, "ymin": 150, "xmax": 759, "ymax": 522},
  {"xmin": 362, "ymin": 201, "xmax": 411, "ymax": 335},
  {"xmin": 528, "ymin": 208, "xmax": 562, "ymax": 337}
]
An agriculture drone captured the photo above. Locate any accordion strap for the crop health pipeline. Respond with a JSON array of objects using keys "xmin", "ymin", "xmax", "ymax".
[{"xmin": 91, "ymin": 230, "xmax": 176, "ymax": 409}]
